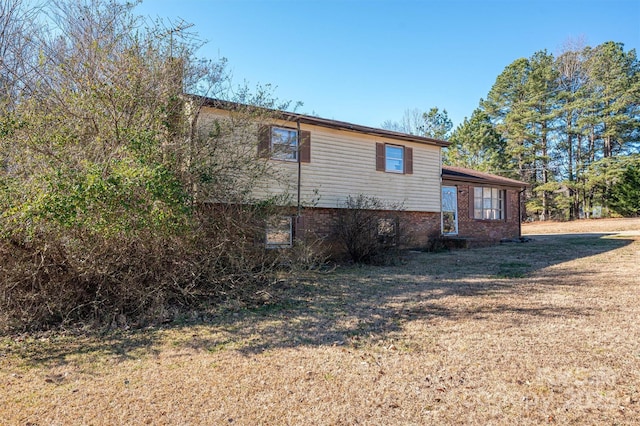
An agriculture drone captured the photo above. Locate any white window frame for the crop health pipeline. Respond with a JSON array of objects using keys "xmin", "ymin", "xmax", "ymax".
[
  {"xmin": 270, "ymin": 127, "xmax": 298, "ymax": 162},
  {"xmin": 441, "ymin": 186, "xmax": 458, "ymax": 235},
  {"xmin": 385, "ymin": 144, "xmax": 404, "ymax": 173},
  {"xmin": 266, "ymin": 216, "xmax": 293, "ymax": 248},
  {"xmin": 474, "ymin": 187, "xmax": 505, "ymax": 220}
]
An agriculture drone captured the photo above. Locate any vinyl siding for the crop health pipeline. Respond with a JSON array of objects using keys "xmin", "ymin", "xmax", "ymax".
[
  {"xmin": 298, "ymin": 125, "xmax": 441, "ymax": 212},
  {"xmin": 198, "ymin": 107, "xmax": 442, "ymax": 212}
]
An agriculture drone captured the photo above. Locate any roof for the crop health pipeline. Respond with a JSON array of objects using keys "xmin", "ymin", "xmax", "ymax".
[
  {"xmin": 197, "ymin": 97, "xmax": 451, "ymax": 148},
  {"xmin": 442, "ymin": 165, "xmax": 528, "ymax": 188}
]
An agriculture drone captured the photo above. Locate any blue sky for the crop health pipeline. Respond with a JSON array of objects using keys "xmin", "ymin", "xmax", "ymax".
[{"xmin": 136, "ymin": 0, "xmax": 639, "ymax": 130}]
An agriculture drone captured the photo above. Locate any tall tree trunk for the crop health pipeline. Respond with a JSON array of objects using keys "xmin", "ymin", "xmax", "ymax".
[
  {"xmin": 541, "ymin": 123, "xmax": 549, "ymax": 220},
  {"xmin": 573, "ymin": 132, "xmax": 583, "ymax": 220}
]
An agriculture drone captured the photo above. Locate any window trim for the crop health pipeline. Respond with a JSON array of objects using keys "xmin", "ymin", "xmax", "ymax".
[
  {"xmin": 258, "ymin": 125, "xmax": 311, "ymax": 163},
  {"xmin": 441, "ymin": 186, "xmax": 458, "ymax": 235},
  {"xmin": 472, "ymin": 186, "xmax": 505, "ymax": 221},
  {"xmin": 270, "ymin": 126, "xmax": 298, "ymax": 162},
  {"xmin": 385, "ymin": 144, "xmax": 404, "ymax": 173},
  {"xmin": 376, "ymin": 143, "xmax": 413, "ymax": 174}
]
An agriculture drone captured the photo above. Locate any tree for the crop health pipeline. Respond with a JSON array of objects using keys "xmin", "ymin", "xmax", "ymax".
[
  {"xmin": 381, "ymin": 106, "xmax": 452, "ymax": 140},
  {"xmin": 609, "ymin": 161, "xmax": 640, "ymax": 217},
  {"xmin": 0, "ymin": 0, "xmax": 293, "ymax": 330},
  {"xmin": 381, "ymin": 108, "xmax": 425, "ymax": 135},
  {"xmin": 522, "ymin": 50, "xmax": 560, "ymax": 220},
  {"xmin": 422, "ymin": 107, "xmax": 453, "ymax": 140},
  {"xmin": 556, "ymin": 40, "xmax": 589, "ymax": 219},
  {"xmin": 581, "ymin": 42, "xmax": 640, "ymax": 158},
  {"xmin": 482, "ymin": 57, "xmax": 535, "ymax": 184},
  {"xmin": 0, "ymin": 0, "xmax": 37, "ymax": 109},
  {"xmin": 444, "ymin": 108, "xmax": 509, "ymax": 174}
]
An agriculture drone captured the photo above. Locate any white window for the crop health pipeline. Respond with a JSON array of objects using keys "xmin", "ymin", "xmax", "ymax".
[
  {"xmin": 266, "ymin": 216, "xmax": 293, "ymax": 248},
  {"xmin": 385, "ymin": 145, "xmax": 404, "ymax": 173},
  {"xmin": 474, "ymin": 187, "xmax": 504, "ymax": 220},
  {"xmin": 271, "ymin": 127, "xmax": 298, "ymax": 161}
]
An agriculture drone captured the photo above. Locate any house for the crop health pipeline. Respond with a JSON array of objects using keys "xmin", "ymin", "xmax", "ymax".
[
  {"xmin": 441, "ymin": 166, "xmax": 527, "ymax": 245},
  {"xmin": 197, "ymin": 98, "xmax": 527, "ymax": 253}
]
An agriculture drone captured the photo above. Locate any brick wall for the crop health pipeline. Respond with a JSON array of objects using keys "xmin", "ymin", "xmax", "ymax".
[
  {"xmin": 295, "ymin": 207, "xmax": 441, "ymax": 256},
  {"xmin": 453, "ymin": 184, "xmax": 521, "ymax": 244}
]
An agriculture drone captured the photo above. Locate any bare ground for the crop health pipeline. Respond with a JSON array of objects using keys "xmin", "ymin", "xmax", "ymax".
[{"xmin": 2, "ymin": 218, "xmax": 639, "ymax": 425}]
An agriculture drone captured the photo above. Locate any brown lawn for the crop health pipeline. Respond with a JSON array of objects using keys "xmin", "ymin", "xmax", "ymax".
[
  {"xmin": 523, "ymin": 217, "xmax": 640, "ymax": 235},
  {"xmin": 2, "ymin": 218, "xmax": 639, "ymax": 425}
]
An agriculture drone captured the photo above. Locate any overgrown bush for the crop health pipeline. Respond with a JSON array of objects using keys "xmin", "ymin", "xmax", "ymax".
[
  {"xmin": 332, "ymin": 194, "xmax": 406, "ymax": 264},
  {"xmin": 0, "ymin": 0, "xmax": 306, "ymax": 332}
]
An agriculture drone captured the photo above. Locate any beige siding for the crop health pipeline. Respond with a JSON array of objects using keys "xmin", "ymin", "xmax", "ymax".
[
  {"xmin": 298, "ymin": 125, "xmax": 441, "ymax": 212},
  {"xmin": 198, "ymin": 107, "xmax": 443, "ymax": 212}
]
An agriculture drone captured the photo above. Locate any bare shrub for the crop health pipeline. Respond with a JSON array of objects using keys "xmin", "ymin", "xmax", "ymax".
[{"xmin": 332, "ymin": 194, "xmax": 406, "ymax": 264}]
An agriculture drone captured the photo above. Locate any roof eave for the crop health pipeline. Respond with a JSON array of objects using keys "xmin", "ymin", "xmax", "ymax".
[{"xmin": 194, "ymin": 96, "xmax": 450, "ymax": 148}]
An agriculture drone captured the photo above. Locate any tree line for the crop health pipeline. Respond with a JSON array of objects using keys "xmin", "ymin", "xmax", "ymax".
[{"xmin": 385, "ymin": 42, "xmax": 640, "ymax": 220}]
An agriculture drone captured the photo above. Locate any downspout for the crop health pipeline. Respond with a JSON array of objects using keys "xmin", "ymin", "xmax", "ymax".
[
  {"xmin": 296, "ymin": 119, "xmax": 302, "ymax": 217},
  {"xmin": 439, "ymin": 150, "xmax": 443, "ymax": 236}
]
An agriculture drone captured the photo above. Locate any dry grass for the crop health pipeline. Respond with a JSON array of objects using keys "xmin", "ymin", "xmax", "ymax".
[
  {"xmin": 2, "ymin": 219, "xmax": 640, "ymax": 425},
  {"xmin": 523, "ymin": 217, "xmax": 640, "ymax": 235}
]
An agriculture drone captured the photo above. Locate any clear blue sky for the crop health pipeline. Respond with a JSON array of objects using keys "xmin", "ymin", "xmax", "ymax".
[{"xmin": 136, "ymin": 0, "xmax": 639, "ymax": 130}]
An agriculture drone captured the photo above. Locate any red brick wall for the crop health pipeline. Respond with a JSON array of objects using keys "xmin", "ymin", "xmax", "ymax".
[
  {"xmin": 294, "ymin": 186, "xmax": 522, "ymax": 255},
  {"xmin": 452, "ymin": 183, "xmax": 521, "ymax": 244},
  {"xmin": 295, "ymin": 207, "xmax": 441, "ymax": 254}
]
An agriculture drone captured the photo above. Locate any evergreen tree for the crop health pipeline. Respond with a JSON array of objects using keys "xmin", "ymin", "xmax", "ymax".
[
  {"xmin": 422, "ymin": 107, "xmax": 453, "ymax": 140},
  {"xmin": 581, "ymin": 42, "xmax": 640, "ymax": 158},
  {"xmin": 609, "ymin": 162, "xmax": 640, "ymax": 217},
  {"xmin": 482, "ymin": 57, "xmax": 534, "ymax": 183},
  {"xmin": 444, "ymin": 108, "xmax": 509, "ymax": 174}
]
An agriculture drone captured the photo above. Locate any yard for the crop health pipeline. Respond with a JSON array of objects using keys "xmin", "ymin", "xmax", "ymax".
[{"xmin": 2, "ymin": 218, "xmax": 639, "ymax": 425}]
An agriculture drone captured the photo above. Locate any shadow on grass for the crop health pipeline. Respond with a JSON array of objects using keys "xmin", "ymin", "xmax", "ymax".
[{"xmin": 3, "ymin": 233, "xmax": 635, "ymax": 365}]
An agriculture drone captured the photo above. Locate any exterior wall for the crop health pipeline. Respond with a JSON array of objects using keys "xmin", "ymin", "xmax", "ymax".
[
  {"xmin": 298, "ymin": 125, "xmax": 442, "ymax": 212},
  {"xmin": 445, "ymin": 182, "xmax": 521, "ymax": 244},
  {"xmin": 296, "ymin": 207, "xmax": 441, "ymax": 256},
  {"xmin": 197, "ymin": 105, "xmax": 524, "ymax": 253},
  {"xmin": 198, "ymin": 106, "xmax": 443, "ymax": 213}
]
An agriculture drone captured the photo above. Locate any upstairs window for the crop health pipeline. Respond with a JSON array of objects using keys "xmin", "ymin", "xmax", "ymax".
[
  {"xmin": 376, "ymin": 143, "xmax": 413, "ymax": 174},
  {"xmin": 271, "ymin": 127, "xmax": 298, "ymax": 161},
  {"xmin": 473, "ymin": 187, "xmax": 505, "ymax": 220},
  {"xmin": 258, "ymin": 126, "xmax": 311, "ymax": 163},
  {"xmin": 385, "ymin": 145, "xmax": 404, "ymax": 173}
]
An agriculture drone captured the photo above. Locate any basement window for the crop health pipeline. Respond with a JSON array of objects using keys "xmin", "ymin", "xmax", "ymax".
[
  {"xmin": 266, "ymin": 216, "xmax": 293, "ymax": 248},
  {"xmin": 377, "ymin": 217, "xmax": 398, "ymax": 245}
]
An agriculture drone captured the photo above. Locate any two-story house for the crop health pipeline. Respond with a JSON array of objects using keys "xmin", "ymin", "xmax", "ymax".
[{"xmin": 198, "ymin": 98, "xmax": 527, "ymax": 253}]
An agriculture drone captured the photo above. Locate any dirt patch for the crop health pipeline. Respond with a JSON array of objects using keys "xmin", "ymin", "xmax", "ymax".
[{"xmin": 2, "ymin": 221, "xmax": 639, "ymax": 424}]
